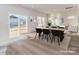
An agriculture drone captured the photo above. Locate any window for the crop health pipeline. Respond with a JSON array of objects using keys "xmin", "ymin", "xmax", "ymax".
[{"xmin": 37, "ymin": 16, "xmax": 45, "ymax": 27}]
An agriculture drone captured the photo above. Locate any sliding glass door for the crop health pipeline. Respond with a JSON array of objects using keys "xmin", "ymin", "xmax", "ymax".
[{"xmin": 9, "ymin": 14, "xmax": 28, "ymax": 38}]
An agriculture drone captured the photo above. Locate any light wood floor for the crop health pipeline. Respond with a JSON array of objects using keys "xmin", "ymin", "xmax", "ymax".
[{"xmin": 6, "ymin": 33, "xmax": 79, "ymax": 55}]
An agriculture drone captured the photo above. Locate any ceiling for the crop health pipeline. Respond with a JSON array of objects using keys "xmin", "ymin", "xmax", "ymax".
[{"xmin": 20, "ymin": 4, "xmax": 77, "ymax": 14}]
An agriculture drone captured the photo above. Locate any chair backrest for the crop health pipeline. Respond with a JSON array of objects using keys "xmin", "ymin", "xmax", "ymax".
[
  {"xmin": 36, "ymin": 28, "xmax": 42, "ymax": 33},
  {"xmin": 51, "ymin": 30, "xmax": 60, "ymax": 37},
  {"xmin": 42, "ymin": 29, "xmax": 50, "ymax": 34},
  {"xmin": 51, "ymin": 26, "xmax": 57, "ymax": 28}
]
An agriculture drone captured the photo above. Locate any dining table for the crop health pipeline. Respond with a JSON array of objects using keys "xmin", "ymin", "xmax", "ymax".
[{"xmin": 36, "ymin": 26, "xmax": 65, "ymax": 42}]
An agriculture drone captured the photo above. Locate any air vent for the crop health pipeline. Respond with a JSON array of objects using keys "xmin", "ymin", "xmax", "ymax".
[{"xmin": 65, "ymin": 6, "xmax": 73, "ymax": 9}]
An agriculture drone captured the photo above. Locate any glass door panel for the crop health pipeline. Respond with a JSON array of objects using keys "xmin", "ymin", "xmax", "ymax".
[
  {"xmin": 19, "ymin": 17, "xmax": 27, "ymax": 34},
  {"xmin": 10, "ymin": 15, "xmax": 19, "ymax": 38}
]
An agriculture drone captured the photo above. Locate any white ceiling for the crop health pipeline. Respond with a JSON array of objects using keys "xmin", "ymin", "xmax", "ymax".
[{"xmin": 20, "ymin": 4, "xmax": 77, "ymax": 14}]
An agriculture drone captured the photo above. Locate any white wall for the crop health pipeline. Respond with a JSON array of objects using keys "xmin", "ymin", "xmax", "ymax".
[
  {"xmin": 62, "ymin": 5, "xmax": 78, "ymax": 26},
  {"xmin": 0, "ymin": 5, "xmax": 47, "ymax": 45},
  {"xmin": 62, "ymin": 5, "xmax": 79, "ymax": 33}
]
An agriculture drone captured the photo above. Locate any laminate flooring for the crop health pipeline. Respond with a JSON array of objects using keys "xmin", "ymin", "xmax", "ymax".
[{"xmin": 6, "ymin": 33, "xmax": 79, "ymax": 55}]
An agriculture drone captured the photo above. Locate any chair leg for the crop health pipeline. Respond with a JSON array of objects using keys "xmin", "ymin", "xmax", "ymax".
[
  {"xmin": 51, "ymin": 35, "xmax": 54, "ymax": 43},
  {"xmin": 58, "ymin": 37, "xmax": 60, "ymax": 46},
  {"xmin": 35, "ymin": 33, "xmax": 37, "ymax": 39},
  {"xmin": 51, "ymin": 36, "xmax": 53, "ymax": 43},
  {"xmin": 42, "ymin": 34, "xmax": 44, "ymax": 40},
  {"xmin": 46, "ymin": 35, "xmax": 48, "ymax": 42},
  {"xmin": 44, "ymin": 35, "xmax": 46, "ymax": 39},
  {"xmin": 53, "ymin": 36, "xmax": 55, "ymax": 42},
  {"xmin": 51, "ymin": 39, "xmax": 53, "ymax": 43},
  {"xmin": 38, "ymin": 33, "xmax": 40, "ymax": 40},
  {"xmin": 49, "ymin": 34, "xmax": 51, "ymax": 40}
]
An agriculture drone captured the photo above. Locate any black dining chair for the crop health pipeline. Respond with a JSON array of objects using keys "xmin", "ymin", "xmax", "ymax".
[
  {"xmin": 59, "ymin": 31, "xmax": 64, "ymax": 42},
  {"xmin": 35, "ymin": 28, "xmax": 42, "ymax": 39},
  {"xmin": 51, "ymin": 30, "xmax": 60, "ymax": 45},
  {"xmin": 42, "ymin": 29, "xmax": 51, "ymax": 42}
]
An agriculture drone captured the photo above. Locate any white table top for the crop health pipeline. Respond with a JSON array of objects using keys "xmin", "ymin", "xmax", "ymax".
[{"xmin": 36, "ymin": 27, "xmax": 65, "ymax": 31}]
